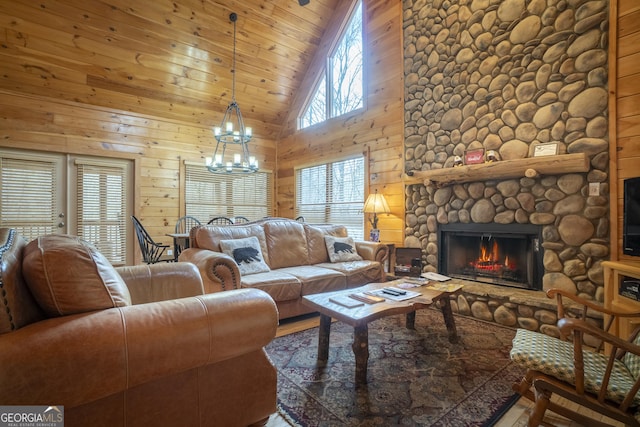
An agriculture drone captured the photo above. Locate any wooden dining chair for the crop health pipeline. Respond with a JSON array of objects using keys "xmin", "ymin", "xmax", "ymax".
[
  {"xmin": 511, "ymin": 289, "xmax": 640, "ymax": 426},
  {"xmin": 131, "ymin": 215, "xmax": 173, "ymax": 264},
  {"xmin": 175, "ymin": 215, "xmax": 202, "ymax": 234},
  {"xmin": 173, "ymin": 215, "xmax": 201, "ymax": 259},
  {"xmin": 233, "ymin": 216, "xmax": 250, "ymax": 223},
  {"xmin": 207, "ymin": 216, "xmax": 234, "ymax": 225}
]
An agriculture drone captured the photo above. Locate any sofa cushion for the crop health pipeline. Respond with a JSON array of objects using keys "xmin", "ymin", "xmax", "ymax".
[
  {"xmin": 277, "ymin": 265, "xmax": 347, "ymax": 296},
  {"xmin": 0, "ymin": 228, "xmax": 44, "ymax": 334},
  {"xmin": 191, "ymin": 224, "xmax": 271, "ymax": 264},
  {"xmin": 264, "ymin": 220, "xmax": 309, "ymax": 269},
  {"xmin": 240, "ymin": 270, "xmax": 302, "ymax": 302},
  {"xmin": 304, "ymin": 224, "xmax": 348, "ymax": 264},
  {"xmin": 22, "ymin": 234, "xmax": 131, "ymax": 317},
  {"xmin": 315, "ymin": 260, "xmax": 384, "ymax": 287},
  {"xmin": 220, "ymin": 236, "xmax": 271, "ymax": 275},
  {"xmin": 325, "ymin": 236, "xmax": 362, "ymax": 262}
]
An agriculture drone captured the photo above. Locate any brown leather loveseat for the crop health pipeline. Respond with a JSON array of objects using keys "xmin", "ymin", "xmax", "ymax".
[
  {"xmin": 179, "ymin": 217, "xmax": 389, "ymax": 319},
  {"xmin": 0, "ymin": 228, "xmax": 278, "ymax": 427}
]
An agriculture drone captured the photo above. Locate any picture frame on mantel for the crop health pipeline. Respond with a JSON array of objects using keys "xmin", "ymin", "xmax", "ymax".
[
  {"xmin": 533, "ymin": 142, "xmax": 559, "ymax": 157},
  {"xmin": 464, "ymin": 148, "xmax": 485, "ymax": 165}
]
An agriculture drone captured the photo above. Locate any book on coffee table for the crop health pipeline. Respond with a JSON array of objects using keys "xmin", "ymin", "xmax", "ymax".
[
  {"xmin": 329, "ymin": 294, "xmax": 364, "ymax": 308},
  {"xmin": 349, "ymin": 292, "xmax": 385, "ymax": 304}
]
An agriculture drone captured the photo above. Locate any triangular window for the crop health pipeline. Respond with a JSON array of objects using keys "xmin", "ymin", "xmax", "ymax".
[{"xmin": 299, "ymin": 1, "xmax": 363, "ymax": 129}]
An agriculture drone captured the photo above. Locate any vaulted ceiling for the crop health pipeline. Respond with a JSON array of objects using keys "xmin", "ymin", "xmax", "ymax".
[{"xmin": 0, "ymin": 0, "xmax": 342, "ymax": 140}]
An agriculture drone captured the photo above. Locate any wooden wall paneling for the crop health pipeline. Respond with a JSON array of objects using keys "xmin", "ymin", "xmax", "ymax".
[
  {"xmin": 612, "ymin": 0, "xmax": 640, "ymax": 261},
  {"xmin": 617, "ymin": 136, "xmax": 640, "ymax": 158},
  {"xmin": 617, "ymin": 94, "xmax": 640, "ymax": 118}
]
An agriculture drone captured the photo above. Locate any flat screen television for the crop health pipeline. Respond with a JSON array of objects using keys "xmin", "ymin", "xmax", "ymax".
[{"xmin": 624, "ymin": 176, "xmax": 640, "ymax": 257}]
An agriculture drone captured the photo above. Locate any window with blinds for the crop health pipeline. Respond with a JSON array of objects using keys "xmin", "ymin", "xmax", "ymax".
[
  {"xmin": 295, "ymin": 156, "xmax": 365, "ymax": 239},
  {"xmin": 0, "ymin": 156, "xmax": 59, "ymax": 240},
  {"xmin": 0, "ymin": 151, "xmax": 131, "ymax": 265},
  {"xmin": 76, "ymin": 161, "xmax": 128, "ymax": 265},
  {"xmin": 185, "ymin": 163, "xmax": 274, "ymax": 222}
]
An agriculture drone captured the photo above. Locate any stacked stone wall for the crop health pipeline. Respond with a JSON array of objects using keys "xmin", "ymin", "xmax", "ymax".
[{"xmin": 403, "ymin": 0, "xmax": 610, "ymax": 317}]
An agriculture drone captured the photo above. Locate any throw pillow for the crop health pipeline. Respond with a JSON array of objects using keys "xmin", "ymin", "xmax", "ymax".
[
  {"xmin": 22, "ymin": 234, "xmax": 132, "ymax": 317},
  {"xmin": 219, "ymin": 236, "xmax": 271, "ymax": 275},
  {"xmin": 324, "ymin": 236, "xmax": 362, "ymax": 262}
]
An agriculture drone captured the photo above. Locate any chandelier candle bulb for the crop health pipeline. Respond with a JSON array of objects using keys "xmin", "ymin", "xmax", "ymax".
[
  {"xmin": 234, "ymin": 153, "xmax": 241, "ymax": 164},
  {"xmin": 226, "ymin": 122, "xmax": 233, "ymax": 132},
  {"xmin": 246, "ymin": 127, "xmax": 252, "ymax": 137},
  {"xmin": 214, "ymin": 127, "xmax": 221, "ymax": 136}
]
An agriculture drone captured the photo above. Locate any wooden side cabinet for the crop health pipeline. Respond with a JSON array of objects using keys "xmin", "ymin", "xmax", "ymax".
[{"xmin": 603, "ymin": 260, "xmax": 640, "ymax": 341}]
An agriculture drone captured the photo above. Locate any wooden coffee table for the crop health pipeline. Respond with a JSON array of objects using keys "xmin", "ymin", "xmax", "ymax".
[{"xmin": 302, "ymin": 279, "xmax": 461, "ymax": 384}]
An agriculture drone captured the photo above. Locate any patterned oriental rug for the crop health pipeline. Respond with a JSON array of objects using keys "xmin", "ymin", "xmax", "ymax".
[{"xmin": 265, "ymin": 309, "xmax": 525, "ymax": 426}]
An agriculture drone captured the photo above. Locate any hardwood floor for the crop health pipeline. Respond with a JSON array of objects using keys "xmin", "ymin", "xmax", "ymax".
[{"xmin": 266, "ymin": 314, "xmax": 625, "ymax": 427}]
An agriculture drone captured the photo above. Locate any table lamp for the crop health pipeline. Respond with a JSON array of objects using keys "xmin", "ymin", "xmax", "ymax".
[{"xmin": 363, "ymin": 190, "xmax": 390, "ymax": 242}]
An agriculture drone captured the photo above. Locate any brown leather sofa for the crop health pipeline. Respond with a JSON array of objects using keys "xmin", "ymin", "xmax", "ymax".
[
  {"xmin": 179, "ymin": 217, "xmax": 389, "ymax": 319},
  {"xmin": 0, "ymin": 228, "xmax": 278, "ymax": 427}
]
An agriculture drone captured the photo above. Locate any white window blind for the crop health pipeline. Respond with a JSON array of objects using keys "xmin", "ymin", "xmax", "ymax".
[
  {"xmin": 295, "ymin": 156, "xmax": 365, "ymax": 239},
  {"xmin": 0, "ymin": 156, "xmax": 58, "ymax": 240},
  {"xmin": 185, "ymin": 164, "xmax": 274, "ymax": 222},
  {"xmin": 76, "ymin": 161, "xmax": 128, "ymax": 265}
]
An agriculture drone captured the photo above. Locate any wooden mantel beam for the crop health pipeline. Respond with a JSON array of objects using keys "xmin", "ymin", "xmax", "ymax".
[{"xmin": 402, "ymin": 153, "xmax": 590, "ymax": 187}]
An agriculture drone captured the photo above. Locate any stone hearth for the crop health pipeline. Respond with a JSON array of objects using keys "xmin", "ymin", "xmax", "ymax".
[
  {"xmin": 402, "ymin": 0, "xmax": 610, "ymax": 332},
  {"xmin": 441, "ymin": 280, "xmax": 602, "ymax": 338}
]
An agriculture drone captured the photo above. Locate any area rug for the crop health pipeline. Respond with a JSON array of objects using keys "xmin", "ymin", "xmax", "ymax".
[{"xmin": 265, "ymin": 309, "xmax": 525, "ymax": 426}]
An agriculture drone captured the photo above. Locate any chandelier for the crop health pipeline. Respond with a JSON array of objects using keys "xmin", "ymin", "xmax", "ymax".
[{"xmin": 205, "ymin": 12, "xmax": 258, "ymax": 174}]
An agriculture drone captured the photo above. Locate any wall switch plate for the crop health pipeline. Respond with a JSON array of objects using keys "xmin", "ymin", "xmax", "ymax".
[
  {"xmin": 589, "ymin": 182, "xmax": 600, "ymax": 196},
  {"xmin": 167, "ymin": 249, "xmax": 173, "ymax": 256}
]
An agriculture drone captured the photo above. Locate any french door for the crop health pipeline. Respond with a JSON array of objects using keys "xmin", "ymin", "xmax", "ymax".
[{"xmin": 0, "ymin": 149, "xmax": 133, "ymax": 265}]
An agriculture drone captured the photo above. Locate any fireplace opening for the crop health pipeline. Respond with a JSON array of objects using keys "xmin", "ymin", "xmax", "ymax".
[{"xmin": 438, "ymin": 224, "xmax": 543, "ymax": 290}]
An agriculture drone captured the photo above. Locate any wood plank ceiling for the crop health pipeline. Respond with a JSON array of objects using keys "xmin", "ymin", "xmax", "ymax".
[{"xmin": 0, "ymin": 0, "xmax": 341, "ymax": 140}]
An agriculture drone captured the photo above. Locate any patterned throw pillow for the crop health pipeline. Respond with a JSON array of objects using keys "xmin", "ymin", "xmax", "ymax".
[
  {"xmin": 324, "ymin": 236, "xmax": 363, "ymax": 263},
  {"xmin": 219, "ymin": 236, "xmax": 271, "ymax": 275}
]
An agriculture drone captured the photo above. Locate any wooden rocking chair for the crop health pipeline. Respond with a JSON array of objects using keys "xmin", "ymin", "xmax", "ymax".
[{"xmin": 511, "ymin": 289, "xmax": 640, "ymax": 426}]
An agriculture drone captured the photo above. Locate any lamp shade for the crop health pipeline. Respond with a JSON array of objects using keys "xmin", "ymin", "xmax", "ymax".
[{"xmin": 363, "ymin": 192, "xmax": 390, "ymax": 214}]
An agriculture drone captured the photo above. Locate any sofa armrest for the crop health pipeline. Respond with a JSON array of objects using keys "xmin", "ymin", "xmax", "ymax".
[
  {"xmin": 355, "ymin": 241, "xmax": 389, "ymax": 264},
  {"xmin": 178, "ymin": 248, "xmax": 241, "ymax": 293},
  {"xmin": 116, "ymin": 262, "xmax": 204, "ymax": 304},
  {"xmin": 0, "ymin": 288, "xmax": 278, "ymax": 408}
]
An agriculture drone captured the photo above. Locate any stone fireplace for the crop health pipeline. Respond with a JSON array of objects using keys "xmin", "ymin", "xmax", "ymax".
[
  {"xmin": 401, "ymin": 0, "xmax": 610, "ymax": 333},
  {"xmin": 438, "ymin": 223, "xmax": 543, "ymax": 290}
]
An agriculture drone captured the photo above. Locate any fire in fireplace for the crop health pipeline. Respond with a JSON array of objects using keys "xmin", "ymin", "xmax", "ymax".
[{"xmin": 438, "ymin": 223, "xmax": 543, "ymax": 290}]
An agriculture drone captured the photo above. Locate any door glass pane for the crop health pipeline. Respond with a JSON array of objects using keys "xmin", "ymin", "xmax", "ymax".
[
  {"xmin": 0, "ymin": 156, "xmax": 60, "ymax": 240},
  {"xmin": 77, "ymin": 162, "xmax": 127, "ymax": 265}
]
